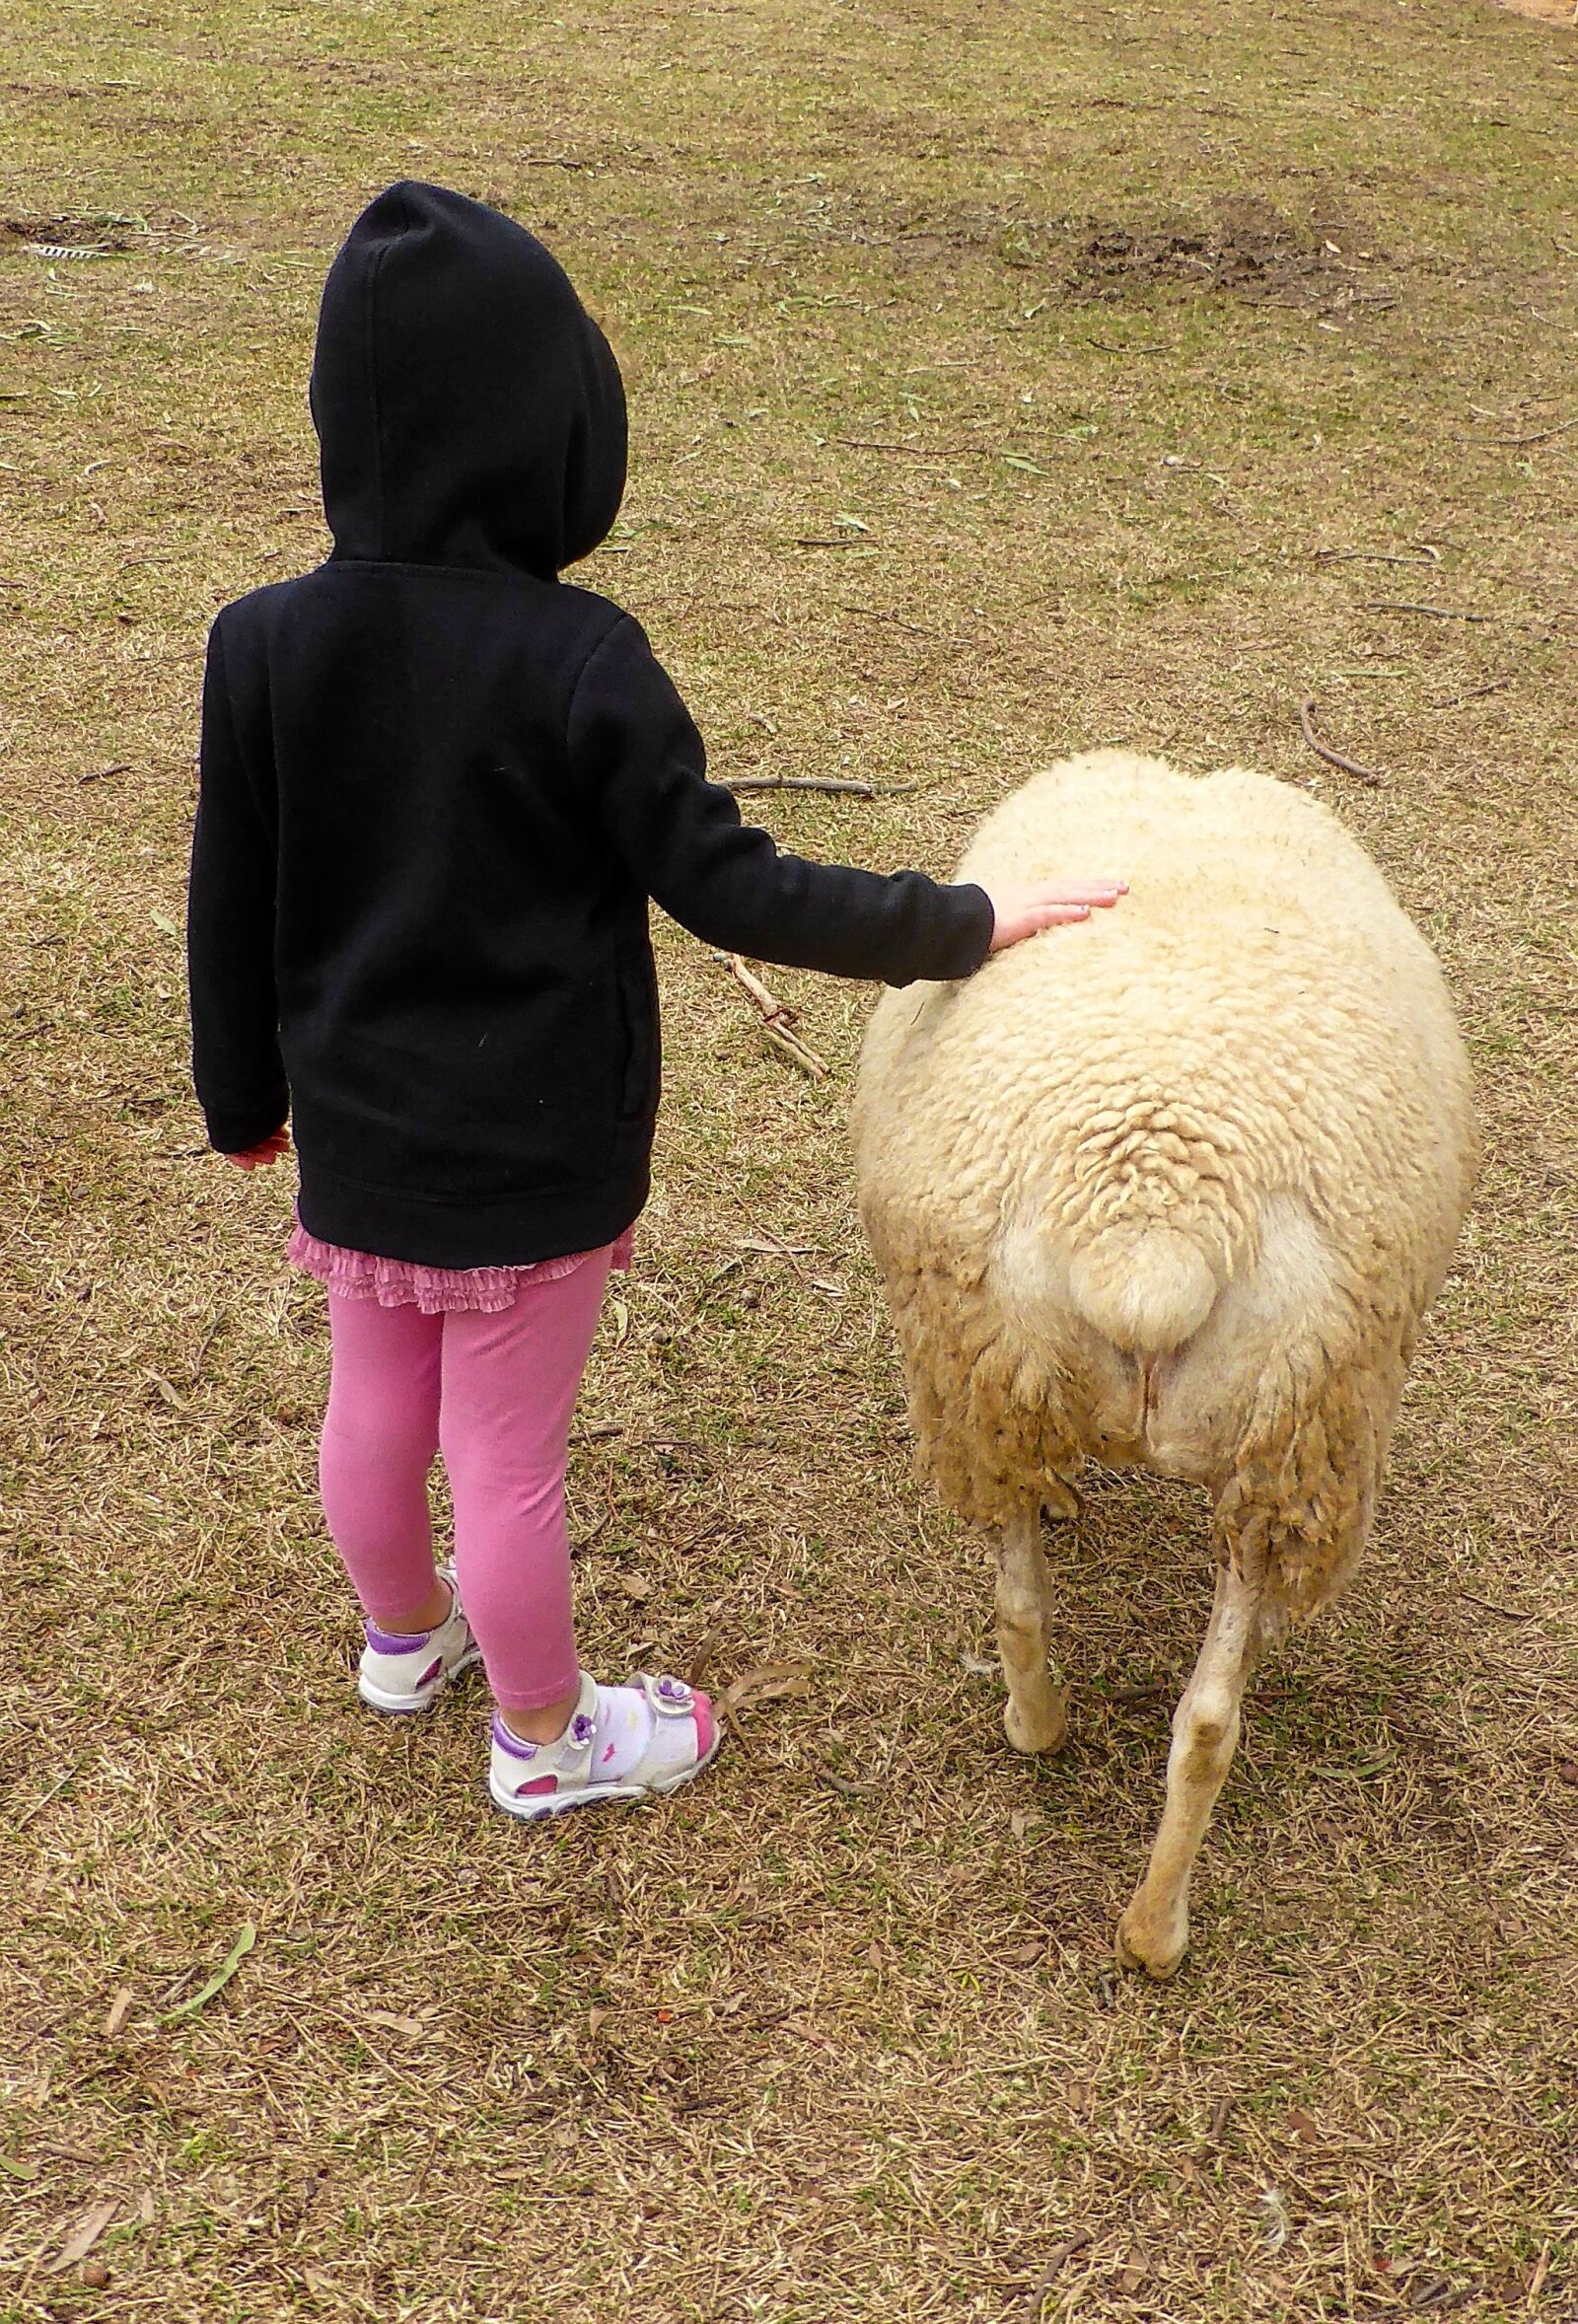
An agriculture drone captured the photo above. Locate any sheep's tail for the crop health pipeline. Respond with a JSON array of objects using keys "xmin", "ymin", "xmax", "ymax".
[{"xmin": 1065, "ymin": 1225, "xmax": 1219, "ymax": 1355}]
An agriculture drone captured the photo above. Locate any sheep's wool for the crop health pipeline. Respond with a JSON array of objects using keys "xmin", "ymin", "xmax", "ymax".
[{"xmin": 852, "ymin": 751, "xmax": 1476, "ymax": 1620}]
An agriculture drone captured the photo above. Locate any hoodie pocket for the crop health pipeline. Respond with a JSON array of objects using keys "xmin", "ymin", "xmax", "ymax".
[{"xmin": 613, "ymin": 950, "xmax": 661, "ymax": 1122}]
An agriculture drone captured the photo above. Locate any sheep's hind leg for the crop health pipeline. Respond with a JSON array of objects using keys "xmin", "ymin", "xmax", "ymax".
[
  {"xmin": 995, "ymin": 1510, "xmax": 1066, "ymax": 1754},
  {"xmin": 1115, "ymin": 1561, "xmax": 1264, "ymax": 1980}
]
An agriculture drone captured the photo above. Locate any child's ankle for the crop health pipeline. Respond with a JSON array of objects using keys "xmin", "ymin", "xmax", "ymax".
[
  {"xmin": 501, "ymin": 1683, "xmax": 581, "ymax": 1746},
  {"xmin": 376, "ymin": 1575, "xmax": 453, "ymax": 1637}
]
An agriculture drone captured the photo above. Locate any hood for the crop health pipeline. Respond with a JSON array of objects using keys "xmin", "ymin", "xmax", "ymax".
[{"xmin": 310, "ymin": 181, "xmax": 627, "ymax": 576}]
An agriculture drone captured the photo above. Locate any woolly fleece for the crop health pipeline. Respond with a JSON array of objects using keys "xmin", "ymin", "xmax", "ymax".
[{"xmin": 852, "ymin": 750, "xmax": 1477, "ymax": 1621}]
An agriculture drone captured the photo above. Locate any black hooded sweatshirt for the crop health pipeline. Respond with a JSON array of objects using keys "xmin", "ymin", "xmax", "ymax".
[{"xmin": 187, "ymin": 182, "xmax": 994, "ymax": 1268}]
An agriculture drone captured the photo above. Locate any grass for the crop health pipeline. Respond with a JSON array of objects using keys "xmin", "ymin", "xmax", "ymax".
[{"xmin": 2, "ymin": 0, "xmax": 1577, "ymax": 2317}]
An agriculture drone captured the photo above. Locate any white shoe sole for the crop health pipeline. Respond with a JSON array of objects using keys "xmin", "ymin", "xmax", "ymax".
[
  {"xmin": 487, "ymin": 1728, "xmax": 723, "ymax": 1821},
  {"xmin": 359, "ymin": 1643, "xmax": 483, "ymax": 1715}
]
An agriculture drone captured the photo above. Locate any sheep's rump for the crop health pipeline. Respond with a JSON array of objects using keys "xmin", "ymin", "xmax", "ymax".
[{"xmin": 852, "ymin": 751, "xmax": 1476, "ymax": 1612}]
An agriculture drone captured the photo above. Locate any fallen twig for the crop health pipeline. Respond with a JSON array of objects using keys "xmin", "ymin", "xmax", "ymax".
[
  {"xmin": 1083, "ymin": 336, "xmax": 1166, "ymax": 353},
  {"xmin": 15, "ymin": 1762, "xmax": 80, "ymax": 1832},
  {"xmin": 78, "ymin": 762, "xmax": 130, "ymax": 785},
  {"xmin": 1457, "ymin": 1589, "xmax": 1540, "ymax": 1623},
  {"xmin": 1455, "ymin": 415, "xmax": 1577, "ymax": 449},
  {"xmin": 835, "ymin": 602, "xmax": 951, "ymax": 640},
  {"xmin": 1297, "ymin": 697, "xmax": 1383, "ymax": 787},
  {"xmin": 1020, "ymin": 2230, "xmax": 1094, "ymax": 2315},
  {"xmin": 1362, "ymin": 599, "xmax": 1493, "ymax": 623},
  {"xmin": 1314, "ymin": 545, "xmax": 1439, "ymax": 567},
  {"xmin": 831, "ymin": 437, "xmax": 978, "ymax": 461},
  {"xmin": 725, "ymin": 775, "xmax": 918, "ymax": 798},
  {"xmin": 715, "ymin": 953, "xmax": 828, "ymax": 1079},
  {"xmin": 1429, "ymin": 675, "xmax": 1514, "ymax": 709}
]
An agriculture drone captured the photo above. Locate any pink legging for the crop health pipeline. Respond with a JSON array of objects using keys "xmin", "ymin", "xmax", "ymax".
[{"xmin": 318, "ymin": 1253, "xmax": 611, "ymax": 1711}]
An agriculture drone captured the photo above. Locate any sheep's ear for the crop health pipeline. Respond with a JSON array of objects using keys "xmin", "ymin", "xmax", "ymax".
[{"xmin": 1214, "ymin": 1344, "xmax": 1402, "ymax": 1621}]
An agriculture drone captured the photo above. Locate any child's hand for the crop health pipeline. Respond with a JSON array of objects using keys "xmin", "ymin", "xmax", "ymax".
[
  {"xmin": 984, "ymin": 880, "xmax": 1127, "ymax": 953},
  {"xmin": 226, "ymin": 1126, "xmax": 291, "ymax": 1170}
]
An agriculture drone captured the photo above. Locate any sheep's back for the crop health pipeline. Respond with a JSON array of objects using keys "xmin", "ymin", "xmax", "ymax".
[{"xmin": 855, "ymin": 749, "xmax": 1475, "ymax": 1356}]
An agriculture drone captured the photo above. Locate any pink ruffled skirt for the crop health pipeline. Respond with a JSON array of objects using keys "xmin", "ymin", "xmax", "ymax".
[{"xmin": 288, "ymin": 1218, "xmax": 634, "ymax": 1316}]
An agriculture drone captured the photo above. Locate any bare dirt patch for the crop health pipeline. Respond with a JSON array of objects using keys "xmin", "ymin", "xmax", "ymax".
[{"xmin": 1064, "ymin": 200, "xmax": 1388, "ymax": 307}]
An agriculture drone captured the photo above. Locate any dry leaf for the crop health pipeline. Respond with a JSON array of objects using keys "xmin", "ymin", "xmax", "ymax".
[
  {"xmin": 718, "ymin": 1662, "xmax": 812, "ymax": 1716},
  {"xmin": 52, "ymin": 2200, "xmax": 117, "ymax": 2274},
  {"xmin": 137, "ymin": 2191, "xmax": 155, "ymax": 2225},
  {"xmin": 1287, "ymin": 2106, "xmax": 1323, "ymax": 2145},
  {"xmin": 1010, "ymin": 1809, "xmax": 1032, "ymax": 1840},
  {"xmin": 1113, "ymin": 2252, "xmax": 1149, "ymax": 2292},
  {"xmin": 160, "ymin": 1924, "xmax": 256, "ymax": 2023},
  {"xmin": 364, "ymin": 2009, "xmax": 425, "ymax": 2039},
  {"xmin": 1068, "ymin": 2078, "xmax": 1094, "ymax": 2114},
  {"xmin": 618, "ymin": 1573, "xmax": 654, "ymax": 1602},
  {"xmin": 1003, "ymin": 1939, "xmax": 1043, "ymax": 1966},
  {"xmin": 609, "ymin": 1297, "xmax": 630, "ymax": 1346},
  {"xmin": 687, "ymin": 1630, "xmax": 723, "ymax": 1690},
  {"xmin": 818, "ymin": 1770, "xmax": 877, "ymax": 1798},
  {"xmin": 101, "ymin": 1988, "xmax": 134, "ymax": 2040},
  {"xmin": 586, "ymin": 2007, "xmax": 608, "ymax": 2037}
]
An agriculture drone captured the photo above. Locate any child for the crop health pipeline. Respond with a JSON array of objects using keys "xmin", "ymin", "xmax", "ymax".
[{"xmin": 187, "ymin": 182, "xmax": 1123, "ymax": 1821}]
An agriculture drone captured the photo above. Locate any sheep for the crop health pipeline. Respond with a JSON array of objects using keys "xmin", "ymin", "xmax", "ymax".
[{"xmin": 851, "ymin": 748, "xmax": 1476, "ymax": 1977}]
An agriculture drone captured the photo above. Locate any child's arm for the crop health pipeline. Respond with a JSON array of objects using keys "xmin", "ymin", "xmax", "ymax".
[
  {"xmin": 186, "ymin": 620, "xmax": 291, "ymax": 1154},
  {"xmin": 571, "ymin": 617, "xmax": 1115, "ymax": 985}
]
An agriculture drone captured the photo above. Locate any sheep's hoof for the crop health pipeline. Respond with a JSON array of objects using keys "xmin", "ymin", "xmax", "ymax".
[
  {"xmin": 1003, "ymin": 1690, "xmax": 1068, "ymax": 1756},
  {"xmin": 1114, "ymin": 1898, "xmax": 1188, "ymax": 1981}
]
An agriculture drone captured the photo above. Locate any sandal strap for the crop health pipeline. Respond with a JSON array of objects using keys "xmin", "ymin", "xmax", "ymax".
[{"xmin": 492, "ymin": 1670, "xmax": 600, "ymax": 1778}]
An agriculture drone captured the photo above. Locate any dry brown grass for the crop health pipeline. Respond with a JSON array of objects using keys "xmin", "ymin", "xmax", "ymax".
[{"xmin": 2, "ymin": 2, "xmax": 1576, "ymax": 2318}]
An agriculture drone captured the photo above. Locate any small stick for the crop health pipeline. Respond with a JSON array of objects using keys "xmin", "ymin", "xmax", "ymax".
[
  {"xmin": 15, "ymin": 1763, "xmax": 79, "ymax": 1832},
  {"xmin": 715, "ymin": 953, "xmax": 828, "ymax": 1080},
  {"xmin": 78, "ymin": 762, "xmax": 131, "ymax": 785},
  {"xmin": 725, "ymin": 775, "xmax": 918, "ymax": 798},
  {"xmin": 1083, "ymin": 336, "xmax": 1165, "ymax": 353},
  {"xmin": 1429, "ymin": 676, "xmax": 1513, "ymax": 709},
  {"xmin": 831, "ymin": 437, "xmax": 978, "ymax": 461},
  {"xmin": 1455, "ymin": 415, "xmax": 1577, "ymax": 449},
  {"xmin": 835, "ymin": 602, "xmax": 950, "ymax": 640},
  {"xmin": 1020, "ymin": 2230, "xmax": 1094, "ymax": 2315},
  {"xmin": 1297, "ymin": 697, "xmax": 1382, "ymax": 787},
  {"xmin": 1457, "ymin": 1589, "xmax": 1539, "ymax": 1623},
  {"xmin": 1362, "ymin": 600, "xmax": 1493, "ymax": 623},
  {"xmin": 1314, "ymin": 546, "xmax": 1439, "ymax": 567}
]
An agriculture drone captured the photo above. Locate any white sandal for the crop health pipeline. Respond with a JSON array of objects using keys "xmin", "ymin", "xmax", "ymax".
[
  {"xmin": 488, "ymin": 1670, "xmax": 719, "ymax": 1820},
  {"xmin": 357, "ymin": 1564, "xmax": 481, "ymax": 1713}
]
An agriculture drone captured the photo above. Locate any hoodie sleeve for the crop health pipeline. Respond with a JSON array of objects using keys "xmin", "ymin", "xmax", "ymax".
[
  {"xmin": 186, "ymin": 618, "xmax": 291, "ymax": 1153},
  {"xmin": 568, "ymin": 617, "xmax": 994, "ymax": 986}
]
